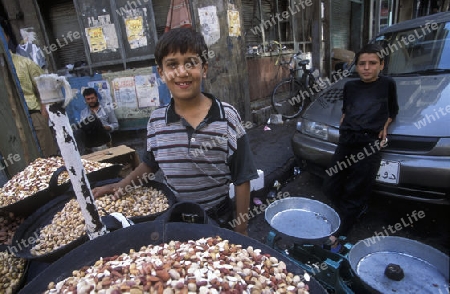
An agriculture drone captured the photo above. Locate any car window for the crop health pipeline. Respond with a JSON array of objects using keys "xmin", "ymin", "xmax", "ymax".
[
  {"xmin": 438, "ymin": 22, "xmax": 450, "ymax": 69},
  {"xmin": 374, "ymin": 21, "xmax": 450, "ymax": 75}
]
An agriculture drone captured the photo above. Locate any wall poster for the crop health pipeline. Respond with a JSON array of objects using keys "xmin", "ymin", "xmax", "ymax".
[
  {"xmin": 125, "ymin": 16, "xmax": 147, "ymax": 49},
  {"xmin": 135, "ymin": 74, "xmax": 159, "ymax": 107},
  {"xmin": 227, "ymin": 8, "xmax": 241, "ymax": 37},
  {"xmin": 112, "ymin": 77, "xmax": 138, "ymax": 109},
  {"xmin": 86, "ymin": 27, "xmax": 107, "ymax": 52},
  {"xmin": 85, "ymin": 14, "xmax": 119, "ymax": 53},
  {"xmin": 198, "ymin": 6, "xmax": 220, "ymax": 46}
]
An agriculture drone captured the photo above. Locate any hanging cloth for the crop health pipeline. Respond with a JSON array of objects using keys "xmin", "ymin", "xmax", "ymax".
[
  {"xmin": 16, "ymin": 42, "xmax": 47, "ymax": 69},
  {"xmin": 164, "ymin": 0, "xmax": 192, "ymax": 32}
]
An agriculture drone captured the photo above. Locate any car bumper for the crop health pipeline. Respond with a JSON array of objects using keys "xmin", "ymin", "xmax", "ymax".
[{"xmin": 292, "ymin": 132, "xmax": 450, "ymax": 205}]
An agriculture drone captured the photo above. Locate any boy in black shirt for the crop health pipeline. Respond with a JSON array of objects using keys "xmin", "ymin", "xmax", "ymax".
[{"xmin": 324, "ymin": 44, "xmax": 399, "ymax": 238}]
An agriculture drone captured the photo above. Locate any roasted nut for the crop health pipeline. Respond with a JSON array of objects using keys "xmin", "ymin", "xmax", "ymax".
[
  {"xmin": 0, "ymin": 250, "xmax": 26, "ymax": 293},
  {"xmin": 0, "ymin": 212, "xmax": 24, "ymax": 245}
]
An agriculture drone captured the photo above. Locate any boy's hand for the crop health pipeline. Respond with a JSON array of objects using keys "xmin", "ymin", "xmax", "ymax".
[
  {"xmin": 379, "ymin": 118, "xmax": 393, "ymax": 147},
  {"xmin": 92, "ymin": 183, "xmax": 122, "ymax": 199},
  {"xmin": 378, "ymin": 128, "xmax": 388, "ymax": 146}
]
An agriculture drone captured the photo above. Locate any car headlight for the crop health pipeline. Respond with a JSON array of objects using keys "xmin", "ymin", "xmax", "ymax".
[{"xmin": 301, "ymin": 119, "xmax": 329, "ymax": 140}]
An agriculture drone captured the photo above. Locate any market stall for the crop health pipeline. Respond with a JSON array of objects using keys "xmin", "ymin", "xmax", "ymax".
[{"xmin": 1, "ymin": 73, "xmax": 448, "ymax": 294}]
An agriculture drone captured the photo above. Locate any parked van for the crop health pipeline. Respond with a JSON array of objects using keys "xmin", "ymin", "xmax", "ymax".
[{"xmin": 292, "ymin": 12, "xmax": 450, "ymax": 204}]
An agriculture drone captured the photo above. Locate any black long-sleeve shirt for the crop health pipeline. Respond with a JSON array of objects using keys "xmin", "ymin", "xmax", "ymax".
[{"xmin": 341, "ymin": 75, "xmax": 399, "ymax": 134}]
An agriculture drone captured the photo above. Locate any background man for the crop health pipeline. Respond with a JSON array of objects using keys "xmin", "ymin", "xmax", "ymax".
[{"xmin": 74, "ymin": 88, "xmax": 118, "ymax": 154}]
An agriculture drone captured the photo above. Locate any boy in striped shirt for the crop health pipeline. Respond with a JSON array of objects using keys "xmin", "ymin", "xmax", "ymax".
[{"xmin": 94, "ymin": 28, "xmax": 258, "ymax": 235}]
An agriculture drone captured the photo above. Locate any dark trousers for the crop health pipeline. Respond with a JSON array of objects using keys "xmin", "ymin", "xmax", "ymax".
[
  {"xmin": 30, "ymin": 112, "xmax": 59, "ymax": 157},
  {"xmin": 73, "ymin": 128, "xmax": 111, "ymax": 155},
  {"xmin": 323, "ymin": 140, "xmax": 382, "ymax": 236},
  {"xmin": 206, "ymin": 197, "xmax": 234, "ymax": 230}
]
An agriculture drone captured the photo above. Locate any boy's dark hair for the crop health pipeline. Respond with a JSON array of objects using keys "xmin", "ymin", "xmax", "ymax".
[
  {"xmin": 355, "ymin": 43, "xmax": 385, "ymax": 64},
  {"xmin": 155, "ymin": 28, "xmax": 208, "ymax": 67},
  {"xmin": 82, "ymin": 88, "xmax": 98, "ymax": 97}
]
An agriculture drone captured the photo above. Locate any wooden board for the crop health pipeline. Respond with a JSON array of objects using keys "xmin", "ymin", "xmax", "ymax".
[{"xmin": 81, "ymin": 145, "xmax": 140, "ymax": 177}]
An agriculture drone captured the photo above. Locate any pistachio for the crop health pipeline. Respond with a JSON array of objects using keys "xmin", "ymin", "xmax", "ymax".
[
  {"xmin": 0, "ymin": 212, "xmax": 24, "ymax": 245},
  {"xmin": 30, "ymin": 186, "xmax": 168, "ymax": 256},
  {"xmin": 0, "ymin": 251, "xmax": 26, "ymax": 293},
  {"xmin": 0, "ymin": 157, "xmax": 112, "ymax": 207}
]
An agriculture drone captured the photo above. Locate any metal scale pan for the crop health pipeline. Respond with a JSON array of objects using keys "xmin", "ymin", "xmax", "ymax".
[
  {"xmin": 348, "ymin": 236, "xmax": 449, "ymax": 293},
  {"xmin": 265, "ymin": 197, "xmax": 341, "ymax": 245}
]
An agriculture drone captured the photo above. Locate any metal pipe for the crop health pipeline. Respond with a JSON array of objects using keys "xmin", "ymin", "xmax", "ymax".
[{"xmin": 258, "ymin": 0, "xmax": 266, "ymax": 53}]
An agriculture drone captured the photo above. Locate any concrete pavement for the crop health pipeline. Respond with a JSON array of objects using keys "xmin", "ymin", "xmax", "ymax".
[{"xmin": 247, "ymin": 119, "xmax": 298, "ymax": 200}]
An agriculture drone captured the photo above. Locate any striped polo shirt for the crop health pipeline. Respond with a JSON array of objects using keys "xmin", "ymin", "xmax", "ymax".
[{"xmin": 143, "ymin": 93, "xmax": 258, "ymax": 210}]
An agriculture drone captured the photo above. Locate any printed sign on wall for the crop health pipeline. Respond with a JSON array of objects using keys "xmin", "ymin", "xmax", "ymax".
[
  {"xmin": 198, "ymin": 6, "xmax": 220, "ymax": 46},
  {"xmin": 227, "ymin": 10, "xmax": 241, "ymax": 37},
  {"xmin": 135, "ymin": 74, "xmax": 159, "ymax": 107},
  {"xmin": 112, "ymin": 77, "xmax": 138, "ymax": 109},
  {"xmin": 85, "ymin": 15, "xmax": 119, "ymax": 53}
]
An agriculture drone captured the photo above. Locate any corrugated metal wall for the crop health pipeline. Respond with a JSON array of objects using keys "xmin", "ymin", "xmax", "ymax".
[
  {"xmin": 152, "ymin": 0, "xmax": 171, "ymax": 38},
  {"xmin": 241, "ymin": 0, "xmax": 276, "ymax": 46},
  {"xmin": 331, "ymin": 0, "xmax": 352, "ymax": 49},
  {"xmin": 47, "ymin": 1, "xmax": 86, "ymax": 68}
]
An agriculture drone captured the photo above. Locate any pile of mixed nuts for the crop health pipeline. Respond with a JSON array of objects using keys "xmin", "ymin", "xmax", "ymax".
[
  {"xmin": 0, "ymin": 250, "xmax": 26, "ymax": 294},
  {"xmin": 31, "ymin": 186, "xmax": 169, "ymax": 256},
  {"xmin": 46, "ymin": 236, "xmax": 311, "ymax": 294},
  {"xmin": 0, "ymin": 212, "xmax": 24, "ymax": 246},
  {"xmin": 0, "ymin": 157, "xmax": 113, "ymax": 207}
]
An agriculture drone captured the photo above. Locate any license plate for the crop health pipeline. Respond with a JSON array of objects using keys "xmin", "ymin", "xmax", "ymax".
[{"xmin": 376, "ymin": 160, "xmax": 400, "ymax": 184}]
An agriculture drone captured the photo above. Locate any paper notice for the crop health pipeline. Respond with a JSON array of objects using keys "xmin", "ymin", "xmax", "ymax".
[
  {"xmin": 102, "ymin": 24, "xmax": 119, "ymax": 51},
  {"xmin": 135, "ymin": 74, "xmax": 159, "ymax": 107},
  {"xmin": 86, "ymin": 27, "xmax": 107, "ymax": 52},
  {"xmin": 228, "ymin": 10, "xmax": 241, "ymax": 37},
  {"xmin": 112, "ymin": 77, "xmax": 138, "ymax": 109},
  {"xmin": 85, "ymin": 14, "xmax": 119, "ymax": 53},
  {"xmin": 198, "ymin": 6, "xmax": 220, "ymax": 46},
  {"xmin": 125, "ymin": 16, "xmax": 147, "ymax": 49}
]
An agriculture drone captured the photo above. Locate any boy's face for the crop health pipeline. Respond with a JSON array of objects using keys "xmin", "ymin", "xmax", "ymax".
[
  {"xmin": 157, "ymin": 51, "xmax": 207, "ymax": 101},
  {"xmin": 356, "ymin": 53, "xmax": 384, "ymax": 83}
]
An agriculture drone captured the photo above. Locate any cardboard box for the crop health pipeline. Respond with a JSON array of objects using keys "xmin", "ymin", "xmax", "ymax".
[{"xmin": 82, "ymin": 145, "xmax": 140, "ymax": 177}]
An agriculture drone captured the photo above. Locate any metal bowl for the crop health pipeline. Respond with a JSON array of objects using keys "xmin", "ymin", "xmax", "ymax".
[
  {"xmin": 348, "ymin": 236, "xmax": 449, "ymax": 293},
  {"xmin": 265, "ymin": 197, "xmax": 340, "ymax": 245}
]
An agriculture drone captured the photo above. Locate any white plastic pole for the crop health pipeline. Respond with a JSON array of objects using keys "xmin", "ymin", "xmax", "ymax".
[
  {"xmin": 47, "ymin": 102, "xmax": 108, "ymax": 239},
  {"xmin": 46, "ymin": 103, "xmax": 108, "ymax": 240},
  {"xmin": 36, "ymin": 74, "xmax": 107, "ymax": 240}
]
